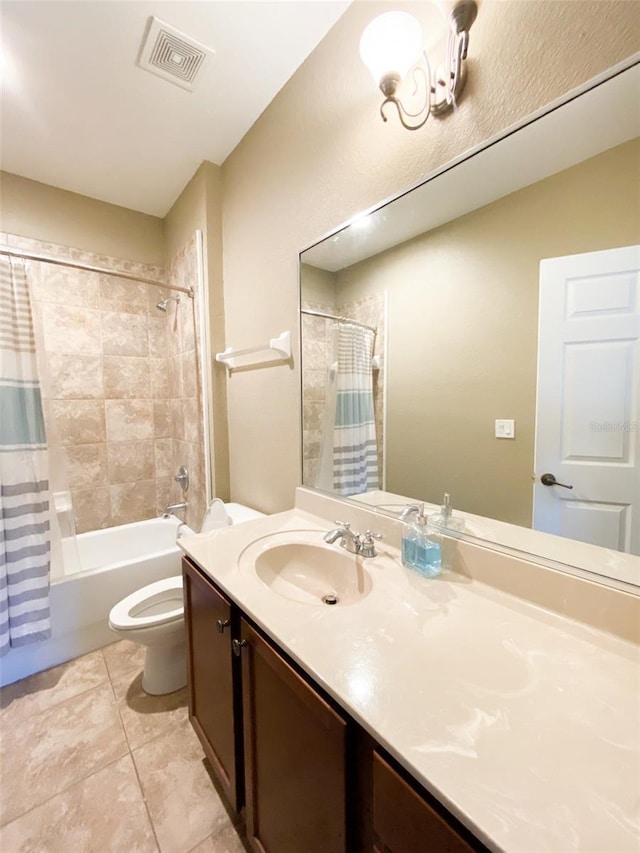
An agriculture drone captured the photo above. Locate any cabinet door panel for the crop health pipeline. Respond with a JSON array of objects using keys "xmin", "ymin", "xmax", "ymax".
[
  {"xmin": 183, "ymin": 558, "xmax": 240, "ymax": 810},
  {"xmin": 373, "ymin": 752, "xmax": 477, "ymax": 853},
  {"xmin": 241, "ymin": 620, "xmax": 347, "ymax": 853}
]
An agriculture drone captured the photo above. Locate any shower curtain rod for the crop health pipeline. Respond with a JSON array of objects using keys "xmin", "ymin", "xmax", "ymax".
[
  {"xmin": 0, "ymin": 246, "xmax": 194, "ymax": 297},
  {"xmin": 300, "ymin": 307, "xmax": 377, "ymax": 334}
]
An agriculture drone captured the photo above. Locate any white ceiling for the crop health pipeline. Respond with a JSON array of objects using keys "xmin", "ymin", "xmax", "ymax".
[{"xmin": 0, "ymin": 0, "xmax": 350, "ymax": 217}]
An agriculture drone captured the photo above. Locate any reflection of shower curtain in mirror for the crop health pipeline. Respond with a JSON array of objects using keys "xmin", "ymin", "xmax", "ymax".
[
  {"xmin": 0, "ymin": 257, "xmax": 52, "ymax": 654},
  {"xmin": 316, "ymin": 323, "xmax": 378, "ymax": 496}
]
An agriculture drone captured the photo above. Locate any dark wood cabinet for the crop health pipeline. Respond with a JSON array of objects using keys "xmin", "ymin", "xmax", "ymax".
[
  {"xmin": 373, "ymin": 751, "xmax": 478, "ymax": 853},
  {"xmin": 183, "ymin": 558, "xmax": 242, "ymax": 810},
  {"xmin": 239, "ymin": 618, "xmax": 348, "ymax": 853},
  {"xmin": 183, "ymin": 556, "xmax": 485, "ymax": 853}
]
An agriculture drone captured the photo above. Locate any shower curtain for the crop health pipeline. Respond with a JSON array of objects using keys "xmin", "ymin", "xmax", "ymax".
[
  {"xmin": 0, "ymin": 257, "xmax": 51, "ymax": 654},
  {"xmin": 317, "ymin": 323, "xmax": 378, "ymax": 496}
]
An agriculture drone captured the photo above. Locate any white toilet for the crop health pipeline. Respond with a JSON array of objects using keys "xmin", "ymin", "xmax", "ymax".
[{"xmin": 108, "ymin": 502, "xmax": 265, "ymax": 695}]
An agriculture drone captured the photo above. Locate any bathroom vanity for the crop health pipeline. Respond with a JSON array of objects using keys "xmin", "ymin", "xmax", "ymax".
[
  {"xmin": 180, "ymin": 490, "xmax": 640, "ymax": 853},
  {"xmin": 183, "ymin": 556, "xmax": 481, "ymax": 852}
]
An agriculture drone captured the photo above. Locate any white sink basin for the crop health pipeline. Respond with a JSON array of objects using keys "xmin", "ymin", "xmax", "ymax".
[{"xmin": 239, "ymin": 532, "xmax": 373, "ymax": 606}]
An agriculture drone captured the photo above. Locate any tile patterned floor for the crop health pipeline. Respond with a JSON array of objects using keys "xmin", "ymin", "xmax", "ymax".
[{"xmin": 0, "ymin": 641, "xmax": 250, "ymax": 853}]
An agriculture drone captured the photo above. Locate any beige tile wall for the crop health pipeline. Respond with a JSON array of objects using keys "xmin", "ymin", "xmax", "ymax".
[
  {"xmin": 2, "ymin": 232, "xmax": 206, "ymax": 535},
  {"xmin": 301, "ymin": 301, "xmax": 332, "ymax": 487},
  {"xmin": 337, "ymin": 293, "xmax": 386, "ymax": 484},
  {"xmin": 301, "ymin": 295, "xmax": 386, "ymax": 488}
]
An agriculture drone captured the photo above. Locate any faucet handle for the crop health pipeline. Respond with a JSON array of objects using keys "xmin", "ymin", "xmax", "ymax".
[
  {"xmin": 335, "ymin": 520, "xmax": 351, "ymax": 529},
  {"xmin": 360, "ymin": 530, "xmax": 383, "ymax": 558}
]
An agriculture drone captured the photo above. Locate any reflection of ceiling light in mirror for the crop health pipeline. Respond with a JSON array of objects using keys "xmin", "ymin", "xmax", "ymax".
[
  {"xmin": 0, "ymin": 49, "xmax": 16, "ymax": 89},
  {"xmin": 350, "ymin": 215, "xmax": 372, "ymax": 231}
]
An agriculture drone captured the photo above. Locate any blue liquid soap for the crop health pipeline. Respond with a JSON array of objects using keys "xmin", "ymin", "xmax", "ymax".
[
  {"xmin": 416, "ymin": 538, "xmax": 442, "ymax": 578},
  {"xmin": 401, "ymin": 507, "xmax": 443, "ymax": 579}
]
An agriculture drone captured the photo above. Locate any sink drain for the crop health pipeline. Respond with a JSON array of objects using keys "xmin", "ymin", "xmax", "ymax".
[{"xmin": 322, "ymin": 592, "xmax": 339, "ymax": 606}]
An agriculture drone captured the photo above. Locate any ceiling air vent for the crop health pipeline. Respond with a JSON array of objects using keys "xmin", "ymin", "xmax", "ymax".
[{"xmin": 137, "ymin": 17, "xmax": 213, "ymax": 91}]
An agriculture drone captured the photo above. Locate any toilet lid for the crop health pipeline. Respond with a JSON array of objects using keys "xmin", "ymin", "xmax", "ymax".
[{"xmin": 109, "ymin": 576, "xmax": 184, "ymax": 630}]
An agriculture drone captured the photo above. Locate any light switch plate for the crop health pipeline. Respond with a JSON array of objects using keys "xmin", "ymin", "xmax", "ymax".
[{"xmin": 495, "ymin": 419, "xmax": 515, "ymax": 439}]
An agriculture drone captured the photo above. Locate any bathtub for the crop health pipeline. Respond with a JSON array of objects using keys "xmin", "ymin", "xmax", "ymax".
[{"xmin": 0, "ymin": 516, "xmax": 192, "ymax": 688}]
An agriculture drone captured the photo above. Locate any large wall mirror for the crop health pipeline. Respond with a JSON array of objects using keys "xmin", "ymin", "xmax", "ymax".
[{"xmin": 299, "ymin": 60, "xmax": 640, "ymax": 588}]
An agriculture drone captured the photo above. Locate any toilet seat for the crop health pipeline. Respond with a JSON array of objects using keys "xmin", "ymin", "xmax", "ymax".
[{"xmin": 109, "ymin": 576, "xmax": 184, "ymax": 631}]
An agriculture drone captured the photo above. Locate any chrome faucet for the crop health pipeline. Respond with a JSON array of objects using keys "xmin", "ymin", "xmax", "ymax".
[
  {"xmin": 323, "ymin": 522, "xmax": 382, "ymax": 557},
  {"xmin": 163, "ymin": 501, "xmax": 187, "ymax": 517}
]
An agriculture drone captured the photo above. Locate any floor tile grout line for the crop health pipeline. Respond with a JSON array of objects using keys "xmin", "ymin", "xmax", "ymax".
[
  {"xmin": 2, "ymin": 642, "xmax": 189, "ymax": 849},
  {"xmin": 1, "ymin": 651, "xmax": 130, "ymax": 830},
  {"xmin": 128, "ymin": 734, "xmax": 163, "ymax": 853},
  {"xmin": 0, "ymin": 664, "xmax": 112, "ymax": 723},
  {"xmin": 105, "ymin": 646, "xmax": 163, "ymax": 853},
  {"xmin": 0, "ymin": 679, "xmax": 127, "ymax": 825},
  {"xmin": 105, "ymin": 659, "xmax": 135, "ymax": 755},
  {"xmin": 0, "ymin": 751, "xmax": 130, "ymax": 831}
]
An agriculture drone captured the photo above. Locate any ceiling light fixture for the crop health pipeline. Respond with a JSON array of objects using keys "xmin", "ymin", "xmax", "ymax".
[{"xmin": 359, "ymin": 0, "xmax": 478, "ymax": 131}]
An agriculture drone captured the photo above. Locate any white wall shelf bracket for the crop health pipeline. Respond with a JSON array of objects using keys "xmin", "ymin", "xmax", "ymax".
[{"xmin": 215, "ymin": 330, "xmax": 292, "ymax": 370}]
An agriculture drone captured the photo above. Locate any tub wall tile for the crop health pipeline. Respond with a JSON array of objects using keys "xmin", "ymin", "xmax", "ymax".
[
  {"xmin": 64, "ymin": 443, "xmax": 108, "ymax": 490},
  {"xmin": 42, "ymin": 303, "xmax": 102, "ymax": 355},
  {"xmin": 101, "ymin": 311, "xmax": 149, "ymax": 357},
  {"xmin": 110, "ymin": 480, "xmax": 156, "ymax": 526},
  {"xmin": 104, "ymin": 356, "xmax": 151, "ymax": 400},
  {"xmin": 72, "ymin": 487, "xmax": 111, "ymax": 533},
  {"xmin": 13, "ymin": 235, "xmax": 205, "ymax": 535},
  {"xmin": 51, "ymin": 400, "xmax": 106, "ymax": 445},
  {"xmin": 105, "ymin": 400, "xmax": 154, "ymax": 442},
  {"xmin": 47, "ymin": 353, "xmax": 104, "ymax": 399},
  {"xmin": 108, "ymin": 440, "xmax": 155, "ymax": 484}
]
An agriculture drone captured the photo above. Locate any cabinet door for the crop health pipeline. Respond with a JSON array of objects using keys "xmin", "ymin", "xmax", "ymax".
[
  {"xmin": 373, "ymin": 751, "xmax": 478, "ymax": 853},
  {"xmin": 239, "ymin": 619, "xmax": 348, "ymax": 853},
  {"xmin": 183, "ymin": 558, "xmax": 241, "ymax": 810}
]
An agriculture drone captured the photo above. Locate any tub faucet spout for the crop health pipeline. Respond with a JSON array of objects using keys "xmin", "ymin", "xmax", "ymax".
[{"xmin": 163, "ymin": 502, "xmax": 187, "ymax": 518}]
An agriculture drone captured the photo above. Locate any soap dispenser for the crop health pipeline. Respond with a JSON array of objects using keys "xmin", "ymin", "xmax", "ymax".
[
  {"xmin": 400, "ymin": 503, "xmax": 442, "ymax": 578},
  {"xmin": 430, "ymin": 492, "xmax": 464, "ymax": 573},
  {"xmin": 432, "ymin": 493, "xmax": 465, "ymax": 533}
]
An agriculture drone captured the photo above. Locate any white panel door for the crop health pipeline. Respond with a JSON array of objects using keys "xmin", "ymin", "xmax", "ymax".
[{"xmin": 533, "ymin": 245, "xmax": 640, "ymax": 554}]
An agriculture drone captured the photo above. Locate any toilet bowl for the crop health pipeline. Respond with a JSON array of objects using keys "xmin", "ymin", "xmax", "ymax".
[
  {"xmin": 108, "ymin": 502, "xmax": 265, "ymax": 695},
  {"xmin": 109, "ymin": 576, "xmax": 186, "ymax": 695}
]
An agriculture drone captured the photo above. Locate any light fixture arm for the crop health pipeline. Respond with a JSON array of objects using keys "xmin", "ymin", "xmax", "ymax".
[
  {"xmin": 380, "ymin": 60, "xmax": 432, "ymax": 130},
  {"xmin": 365, "ymin": 0, "xmax": 478, "ymax": 131}
]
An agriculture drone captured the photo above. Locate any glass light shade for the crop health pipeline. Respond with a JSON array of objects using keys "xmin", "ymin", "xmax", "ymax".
[{"xmin": 359, "ymin": 12, "xmax": 424, "ymax": 87}]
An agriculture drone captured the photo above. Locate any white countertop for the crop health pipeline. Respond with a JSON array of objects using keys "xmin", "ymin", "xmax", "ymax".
[{"xmin": 180, "ymin": 506, "xmax": 640, "ymax": 853}]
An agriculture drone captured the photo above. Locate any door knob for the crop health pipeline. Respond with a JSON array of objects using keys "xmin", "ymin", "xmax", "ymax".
[
  {"xmin": 232, "ymin": 638, "xmax": 248, "ymax": 657},
  {"xmin": 540, "ymin": 473, "xmax": 573, "ymax": 489},
  {"xmin": 216, "ymin": 619, "xmax": 230, "ymax": 634}
]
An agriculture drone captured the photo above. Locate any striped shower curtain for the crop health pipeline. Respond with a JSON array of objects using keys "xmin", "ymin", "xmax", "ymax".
[
  {"xmin": 0, "ymin": 257, "xmax": 51, "ymax": 655},
  {"xmin": 331, "ymin": 323, "xmax": 379, "ymax": 496}
]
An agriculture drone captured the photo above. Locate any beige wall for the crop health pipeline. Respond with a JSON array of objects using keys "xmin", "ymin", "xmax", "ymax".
[
  {"xmin": 221, "ymin": 0, "xmax": 640, "ymax": 514},
  {"xmin": 332, "ymin": 139, "xmax": 640, "ymax": 526},
  {"xmin": 0, "ymin": 172, "xmax": 164, "ymax": 266}
]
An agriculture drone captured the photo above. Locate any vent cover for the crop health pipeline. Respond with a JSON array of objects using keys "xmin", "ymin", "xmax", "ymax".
[{"xmin": 138, "ymin": 17, "xmax": 213, "ymax": 91}]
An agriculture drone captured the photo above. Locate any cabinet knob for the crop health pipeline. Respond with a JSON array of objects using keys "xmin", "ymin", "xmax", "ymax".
[
  {"xmin": 216, "ymin": 618, "xmax": 230, "ymax": 634},
  {"xmin": 232, "ymin": 638, "xmax": 248, "ymax": 657}
]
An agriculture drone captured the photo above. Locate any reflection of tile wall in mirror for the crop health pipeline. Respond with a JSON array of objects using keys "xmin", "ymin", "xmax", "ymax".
[{"xmin": 301, "ymin": 291, "xmax": 387, "ymax": 489}]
